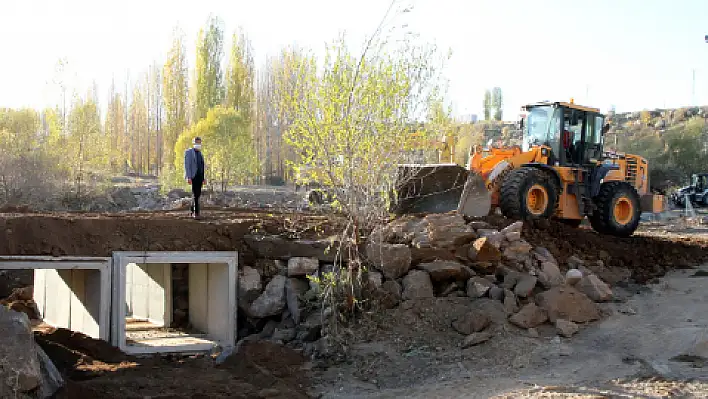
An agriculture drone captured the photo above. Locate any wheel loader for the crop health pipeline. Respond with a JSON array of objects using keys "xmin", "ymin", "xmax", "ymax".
[{"xmin": 394, "ymin": 100, "xmax": 666, "ymax": 237}]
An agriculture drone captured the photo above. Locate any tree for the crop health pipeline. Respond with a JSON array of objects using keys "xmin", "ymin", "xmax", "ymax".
[
  {"xmin": 663, "ymin": 117, "xmax": 707, "ymax": 177},
  {"xmin": 129, "ymin": 81, "xmax": 148, "ymax": 174},
  {"xmin": 174, "ymin": 106, "xmax": 257, "ymax": 191},
  {"xmin": 278, "ymin": 33, "xmax": 446, "ymax": 226},
  {"xmin": 67, "ymin": 96, "xmax": 107, "ymax": 199},
  {"xmin": 225, "ymin": 29, "xmax": 255, "ymax": 120},
  {"xmin": 483, "ymin": 90, "xmax": 491, "ymax": 121},
  {"xmin": 105, "ymin": 80, "xmax": 127, "ymax": 171},
  {"xmin": 162, "ymin": 29, "xmax": 190, "ymax": 172},
  {"xmin": 491, "ymin": 87, "xmax": 503, "ymax": 121},
  {"xmin": 193, "ymin": 16, "xmax": 225, "ymax": 122}
]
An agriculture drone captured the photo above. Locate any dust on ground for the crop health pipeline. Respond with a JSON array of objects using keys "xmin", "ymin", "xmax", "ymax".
[
  {"xmin": 36, "ymin": 326, "xmax": 312, "ymax": 399},
  {"xmin": 313, "ymin": 264, "xmax": 708, "ymax": 398}
]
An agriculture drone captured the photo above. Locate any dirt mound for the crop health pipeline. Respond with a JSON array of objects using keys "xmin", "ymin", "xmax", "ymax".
[
  {"xmin": 480, "ymin": 216, "xmax": 708, "ymax": 283},
  {"xmin": 34, "ymin": 327, "xmax": 132, "ymax": 380},
  {"xmin": 59, "ymin": 340, "xmax": 311, "ymax": 399},
  {"xmin": 0, "ymin": 210, "xmax": 340, "ymax": 257}
]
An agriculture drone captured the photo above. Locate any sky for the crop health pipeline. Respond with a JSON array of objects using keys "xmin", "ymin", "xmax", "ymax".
[{"xmin": 1, "ymin": 0, "xmax": 708, "ymax": 120}]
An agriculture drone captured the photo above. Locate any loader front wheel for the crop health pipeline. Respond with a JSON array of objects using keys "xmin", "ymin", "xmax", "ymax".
[
  {"xmin": 589, "ymin": 181, "xmax": 641, "ymax": 237},
  {"xmin": 500, "ymin": 167, "xmax": 558, "ymax": 220}
]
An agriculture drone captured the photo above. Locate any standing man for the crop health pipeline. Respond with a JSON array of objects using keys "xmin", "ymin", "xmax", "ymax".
[{"xmin": 184, "ymin": 136, "xmax": 206, "ymax": 219}]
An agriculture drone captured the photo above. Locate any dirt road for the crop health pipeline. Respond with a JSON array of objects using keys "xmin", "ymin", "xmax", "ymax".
[{"xmin": 315, "ymin": 265, "xmax": 708, "ymax": 398}]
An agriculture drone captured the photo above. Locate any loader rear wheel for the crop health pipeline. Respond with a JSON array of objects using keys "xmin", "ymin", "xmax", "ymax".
[
  {"xmin": 500, "ymin": 167, "xmax": 559, "ymax": 220},
  {"xmin": 589, "ymin": 181, "xmax": 641, "ymax": 237}
]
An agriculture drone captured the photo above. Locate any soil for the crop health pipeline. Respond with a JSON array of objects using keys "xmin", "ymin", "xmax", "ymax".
[
  {"xmin": 35, "ymin": 326, "xmax": 312, "ymax": 399},
  {"xmin": 0, "ymin": 208, "xmax": 342, "ymax": 258},
  {"xmin": 314, "ymin": 265, "xmax": 708, "ymax": 398},
  {"xmin": 481, "ymin": 215, "xmax": 708, "ymax": 283}
]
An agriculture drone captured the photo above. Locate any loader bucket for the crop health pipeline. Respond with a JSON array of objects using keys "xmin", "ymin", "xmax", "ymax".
[{"xmin": 392, "ymin": 164, "xmax": 491, "ymax": 217}]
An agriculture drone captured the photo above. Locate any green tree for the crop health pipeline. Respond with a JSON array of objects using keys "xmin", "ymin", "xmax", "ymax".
[
  {"xmin": 278, "ymin": 34, "xmax": 446, "ymax": 222},
  {"xmin": 663, "ymin": 117, "xmax": 706, "ymax": 177},
  {"xmin": 174, "ymin": 106, "xmax": 257, "ymax": 191},
  {"xmin": 105, "ymin": 80, "xmax": 127, "ymax": 171},
  {"xmin": 67, "ymin": 96, "xmax": 108, "ymax": 197},
  {"xmin": 225, "ymin": 29, "xmax": 255, "ymax": 121},
  {"xmin": 162, "ymin": 29, "xmax": 190, "ymax": 172},
  {"xmin": 193, "ymin": 16, "xmax": 225, "ymax": 122},
  {"xmin": 483, "ymin": 90, "xmax": 491, "ymax": 121},
  {"xmin": 491, "ymin": 87, "xmax": 503, "ymax": 121}
]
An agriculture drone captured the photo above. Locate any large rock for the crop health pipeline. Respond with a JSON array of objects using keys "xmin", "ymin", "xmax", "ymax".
[
  {"xmin": 451, "ymin": 310, "xmax": 491, "ymax": 335},
  {"xmin": 509, "ymin": 303, "xmax": 548, "ymax": 329},
  {"xmin": 538, "ymin": 261, "xmax": 564, "ymax": 288},
  {"xmin": 467, "ymin": 277, "xmax": 493, "ymax": 298},
  {"xmin": 252, "ymin": 258, "xmax": 286, "ymax": 278},
  {"xmin": 501, "ymin": 221, "xmax": 523, "ymax": 235},
  {"xmin": 238, "ymin": 266, "xmax": 262, "ymax": 303},
  {"xmin": 287, "ymin": 257, "xmax": 319, "ymax": 277},
  {"xmin": 379, "ymin": 280, "xmax": 403, "ymax": 308},
  {"xmin": 513, "ymin": 275, "xmax": 537, "ymax": 298},
  {"xmin": 366, "ymin": 242, "xmax": 412, "ymax": 279},
  {"xmin": 503, "ymin": 289, "xmax": 519, "ymax": 314},
  {"xmin": 249, "ymin": 276, "xmax": 287, "ymax": 318},
  {"xmin": 284, "ymin": 279, "xmax": 301, "ymax": 324},
  {"xmin": 566, "ymin": 269, "xmax": 583, "ymax": 285},
  {"xmin": 418, "ymin": 260, "xmax": 473, "ymax": 282},
  {"xmin": 535, "ymin": 286, "xmax": 601, "ymax": 323},
  {"xmin": 476, "ymin": 230, "xmax": 504, "ymax": 249},
  {"xmin": 423, "ymin": 213, "xmax": 478, "ymax": 248},
  {"xmin": 244, "ymin": 235, "xmax": 337, "ymax": 262},
  {"xmin": 365, "ymin": 271, "xmax": 383, "ymax": 290},
  {"xmin": 36, "ymin": 344, "xmax": 63, "ymax": 398},
  {"xmin": 503, "ymin": 240, "xmax": 533, "ymax": 261},
  {"xmin": 402, "ymin": 270, "xmax": 434, "ymax": 299},
  {"xmin": 0, "ymin": 307, "xmax": 42, "ymax": 396},
  {"xmin": 471, "ymin": 237, "xmax": 502, "ymax": 262},
  {"xmin": 577, "ymin": 275, "xmax": 613, "ymax": 302}
]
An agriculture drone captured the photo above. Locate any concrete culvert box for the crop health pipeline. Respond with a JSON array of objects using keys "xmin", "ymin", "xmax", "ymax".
[
  {"xmin": 0, "ymin": 256, "xmax": 112, "ymax": 341},
  {"xmin": 112, "ymin": 251, "xmax": 237, "ymax": 355}
]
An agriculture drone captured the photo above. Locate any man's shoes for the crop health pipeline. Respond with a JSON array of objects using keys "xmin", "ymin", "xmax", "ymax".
[{"xmin": 193, "ymin": 214, "xmax": 201, "ymax": 220}]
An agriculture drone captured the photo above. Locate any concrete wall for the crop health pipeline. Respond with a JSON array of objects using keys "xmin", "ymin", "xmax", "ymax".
[
  {"xmin": 112, "ymin": 252, "xmax": 238, "ymax": 354},
  {"xmin": 188, "ymin": 263, "xmax": 231, "ymax": 344},
  {"xmin": 125, "ymin": 262, "xmax": 171, "ymax": 326},
  {"xmin": 0, "ymin": 256, "xmax": 111, "ymax": 341},
  {"xmin": 34, "ymin": 269, "xmax": 103, "ymax": 339}
]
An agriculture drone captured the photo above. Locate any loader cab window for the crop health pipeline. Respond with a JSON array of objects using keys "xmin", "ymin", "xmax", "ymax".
[
  {"xmin": 524, "ymin": 105, "xmax": 561, "ymax": 154},
  {"xmin": 584, "ymin": 115, "xmax": 604, "ymax": 162},
  {"xmin": 562, "ymin": 109, "xmax": 585, "ymax": 164}
]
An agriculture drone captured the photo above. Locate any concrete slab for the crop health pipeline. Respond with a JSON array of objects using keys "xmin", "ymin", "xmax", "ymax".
[
  {"xmin": 112, "ymin": 252, "xmax": 238, "ymax": 355},
  {"xmin": 0, "ymin": 256, "xmax": 111, "ymax": 340}
]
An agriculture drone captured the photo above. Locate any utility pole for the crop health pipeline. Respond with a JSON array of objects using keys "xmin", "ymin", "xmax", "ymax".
[{"xmin": 692, "ymin": 69, "xmax": 696, "ymax": 106}]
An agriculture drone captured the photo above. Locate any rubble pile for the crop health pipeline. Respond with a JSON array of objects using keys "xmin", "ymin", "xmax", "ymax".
[{"xmin": 361, "ymin": 213, "xmax": 634, "ymax": 342}]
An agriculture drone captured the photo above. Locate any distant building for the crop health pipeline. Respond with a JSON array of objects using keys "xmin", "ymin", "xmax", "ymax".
[{"xmin": 455, "ymin": 113, "xmax": 478, "ymax": 123}]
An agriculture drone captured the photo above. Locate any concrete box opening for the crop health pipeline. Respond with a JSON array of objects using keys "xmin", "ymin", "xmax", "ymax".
[
  {"xmin": 0, "ymin": 256, "xmax": 112, "ymax": 341},
  {"xmin": 112, "ymin": 252, "xmax": 237, "ymax": 355}
]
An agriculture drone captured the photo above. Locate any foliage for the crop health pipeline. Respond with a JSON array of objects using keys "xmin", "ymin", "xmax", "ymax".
[
  {"xmin": 483, "ymin": 90, "xmax": 491, "ymax": 121},
  {"xmin": 163, "ymin": 29, "xmax": 191, "ymax": 171},
  {"xmin": 491, "ymin": 87, "xmax": 503, "ymax": 121},
  {"xmin": 225, "ymin": 29, "xmax": 255, "ymax": 121},
  {"xmin": 193, "ymin": 16, "xmax": 225, "ymax": 122},
  {"xmin": 174, "ymin": 106, "xmax": 258, "ymax": 191}
]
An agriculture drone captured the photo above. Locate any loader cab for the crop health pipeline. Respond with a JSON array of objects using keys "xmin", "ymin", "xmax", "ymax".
[{"xmin": 521, "ymin": 101, "xmax": 606, "ymax": 166}]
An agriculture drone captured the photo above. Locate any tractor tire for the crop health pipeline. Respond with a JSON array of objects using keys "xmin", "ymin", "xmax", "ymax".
[
  {"xmin": 589, "ymin": 181, "xmax": 641, "ymax": 237},
  {"xmin": 499, "ymin": 167, "xmax": 559, "ymax": 220}
]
